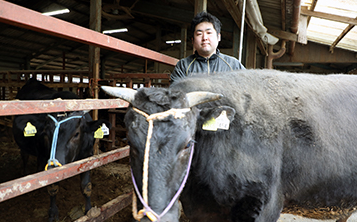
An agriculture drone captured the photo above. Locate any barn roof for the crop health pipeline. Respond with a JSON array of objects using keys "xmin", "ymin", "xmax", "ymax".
[
  {"xmin": 301, "ymin": 0, "xmax": 357, "ymax": 53},
  {"xmin": 0, "ymin": 0, "xmax": 356, "ymax": 74}
]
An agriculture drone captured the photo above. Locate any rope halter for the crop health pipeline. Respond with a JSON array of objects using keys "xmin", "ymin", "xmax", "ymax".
[
  {"xmin": 45, "ymin": 114, "xmax": 85, "ymax": 171},
  {"xmin": 131, "ymin": 107, "xmax": 194, "ymax": 222}
]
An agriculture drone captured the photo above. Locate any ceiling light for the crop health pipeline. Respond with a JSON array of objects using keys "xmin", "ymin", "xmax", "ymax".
[
  {"xmin": 42, "ymin": 9, "xmax": 70, "ymax": 16},
  {"xmin": 102, "ymin": 28, "xmax": 128, "ymax": 34},
  {"xmin": 166, "ymin": 40, "xmax": 181, "ymax": 44}
]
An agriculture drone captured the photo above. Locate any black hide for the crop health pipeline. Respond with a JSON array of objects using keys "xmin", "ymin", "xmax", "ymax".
[
  {"xmin": 12, "ymin": 78, "xmax": 111, "ymax": 222},
  {"xmin": 125, "ymin": 69, "xmax": 357, "ymax": 222}
]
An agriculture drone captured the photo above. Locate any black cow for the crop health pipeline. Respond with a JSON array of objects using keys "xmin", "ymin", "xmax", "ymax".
[
  {"xmin": 13, "ymin": 78, "xmax": 111, "ymax": 222},
  {"xmin": 102, "ymin": 69, "xmax": 357, "ymax": 222}
]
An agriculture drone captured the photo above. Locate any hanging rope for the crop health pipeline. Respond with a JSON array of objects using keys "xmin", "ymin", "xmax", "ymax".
[
  {"xmin": 131, "ymin": 107, "xmax": 194, "ymax": 222},
  {"xmin": 45, "ymin": 114, "xmax": 84, "ymax": 171}
]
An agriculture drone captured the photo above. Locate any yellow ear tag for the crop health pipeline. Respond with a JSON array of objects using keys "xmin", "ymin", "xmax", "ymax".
[
  {"xmin": 24, "ymin": 122, "xmax": 37, "ymax": 137},
  {"xmin": 202, "ymin": 117, "xmax": 218, "ymax": 131},
  {"xmin": 94, "ymin": 126, "xmax": 104, "ymax": 139}
]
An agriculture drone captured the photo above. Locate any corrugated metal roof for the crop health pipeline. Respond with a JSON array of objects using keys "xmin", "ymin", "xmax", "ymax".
[{"xmin": 302, "ymin": 0, "xmax": 357, "ymax": 52}]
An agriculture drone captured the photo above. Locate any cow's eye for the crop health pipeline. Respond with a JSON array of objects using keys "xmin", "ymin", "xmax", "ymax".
[
  {"xmin": 73, "ymin": 132, "xmax": 79, "ymax": 138},
  {"xmin": 185, "ymin": 140, "xmax": 195, "ymax": 149}
]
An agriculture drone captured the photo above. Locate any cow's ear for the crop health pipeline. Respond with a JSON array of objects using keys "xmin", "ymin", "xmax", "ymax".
[
  {"xmin": 87, "ymin": 120, "xmax": 112, "ymax": 132},
  {"xmin": 199, "ymin": 106, "xmax": 235, "ymax": 122}
]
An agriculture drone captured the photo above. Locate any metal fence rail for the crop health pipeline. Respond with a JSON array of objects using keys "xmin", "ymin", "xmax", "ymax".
[
  {"xmin": 0, "ymin": 145, "xmax": 130, "ymax": 203},
  {"xmin": 0, "ymin": 1, "xmax": 178, "ymax": 67},
  {"xmin": 0, "ymin": 99, "xmax": 128, "ymax": 116}
]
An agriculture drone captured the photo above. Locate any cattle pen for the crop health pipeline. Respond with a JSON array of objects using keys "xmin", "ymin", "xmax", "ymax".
[{"xmin": 0, "ymin": 1, "xmax": 176, "ymax": 221}]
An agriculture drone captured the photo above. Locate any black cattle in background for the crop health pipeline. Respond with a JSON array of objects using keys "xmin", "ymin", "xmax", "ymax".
[
  {"xmin": 12, "ymin": 78, "xmax": 111, "ymax": 222},
  {"xmin": 102, "ymin": 69, "xmax": 357, "ymax": 222}
]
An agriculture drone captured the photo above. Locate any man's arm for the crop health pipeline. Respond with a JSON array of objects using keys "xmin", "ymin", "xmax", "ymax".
[{"xmin": 170, "ymin": 60, "xmax": 187, "ymax": 82}]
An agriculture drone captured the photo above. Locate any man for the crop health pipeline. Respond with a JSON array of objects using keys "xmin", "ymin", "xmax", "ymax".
[{"xmin": 170, "ymin": 11, "xmax": 245, "ymax": 81}]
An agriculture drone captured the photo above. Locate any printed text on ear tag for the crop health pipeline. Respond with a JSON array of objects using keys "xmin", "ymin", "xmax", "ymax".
[
  {"xmin": 215, "ymin": 110, "xmax": 230, "ymax": 130},
  {"xmin": 24, "ymin": 122, "xmax": 37, "ymax": 137},
  {"xmin": 94, "ymin": 127, "xmax": 104, "ymax": 139},
  {"xmin": 101, "ymin": 123, "xmax": 109, "ymax": 136}
]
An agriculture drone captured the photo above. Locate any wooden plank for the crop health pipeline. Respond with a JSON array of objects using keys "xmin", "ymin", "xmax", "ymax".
[
  {"xmin": 0, "ymin": 146, "xmax": 130, "ymax": 202},
  {"xmin": 330, "ymin": 22, "xmax": 355, "ymax": 53},
  {"xmin": 0, "ymin": 1, "xmax": 178, "ymax": 66},
  {"xmin": 298, "ymin": 15, "xmax": 308, "ymax": 44},
  {"xmin": 0, "ymin": 99, "xmax": 128, "ymax": 116},
  {"xmin": 301, "ymin": 7, "xmax": 357, "ymax": 26},
  {"xmin": 268, "ymin": 29, "xmax": 298, "ymax": 42},
  {"xmin": 75, "ymin": 191, "xmax": 133, "ymax": 222},
  {"xmin": 221, "ymin": 0, "xmax": 242, "ymax": 29}
]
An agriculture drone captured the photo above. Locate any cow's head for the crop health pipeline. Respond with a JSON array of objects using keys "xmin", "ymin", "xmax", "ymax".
[
  {"xmin": 43, "ymin": 111, "xmax": 110, "ymax": 168},
  {"xmin": 102, "ymin": 86, "xmax": 232, "ymax": 222}
]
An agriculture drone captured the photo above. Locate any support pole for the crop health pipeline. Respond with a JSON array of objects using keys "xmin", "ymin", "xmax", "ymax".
[
  {"xmin": 180, "ymin": 25, "xmax": 187, "ymax": 59},
  {"xmin": 238, "ymin": 0, "xmax": 246, "ymax": 62},
  {"xmin": 194, "ymin": 0, "xmax": 207, "ymax": 15},
  {"xmin": 89, "ymin": 0, "xmax": 101, "ymax": 155}
]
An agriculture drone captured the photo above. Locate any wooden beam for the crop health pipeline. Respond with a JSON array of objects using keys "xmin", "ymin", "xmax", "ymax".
[
  {"xmin": 298, "ymin": 15, "xmax": 308, "ymax": 44},
  {"xmin": 307, "ymin": 0, "xmax": 318, "ymax": 26},
  {"xmin": 220, "ymin": 0, "xmax": 242, "ymax": 29},
  {"xmin": 268, "ymin": 29, "xmax": 298, "ymax": 42},
  {"xmin": 194, "ymin": 0, "xmax": 207, "ymax": 15},
  {"xmin": 330, "ymin": 22, "xmax": 355, "ymax": 53},
  {"xmin": 75, "ymin": 191, "xmax": 133, "ymax": 222},
  {"xmin": 275, "ymin": 41, "xmax": 357, "ymax": 64},
  {"xmin": 301, "ymin": 7, "xmax": 357, "ymax": 26}
]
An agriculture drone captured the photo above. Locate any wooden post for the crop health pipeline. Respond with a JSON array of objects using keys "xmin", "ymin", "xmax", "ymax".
[
  {"xmin": 194, "ymin": 0, "xmax": 207, "ymax": 14},
  {"xmin": 180, "ymin": 25, "xmax": 187, "ymax": 59},
  {"xmin": 89, "ymin": 0, "xmax": 102, "ymax": 155},
  {"xmin": 233, "ymin": 25, "xmax": 239, "ymax": 59},
  {"xmin": 145, "ymin": 78, "xmax": 151, "ymax": 88},
  {"xmin": 62, "ymin": 51, "xmax": 66, "ymax": 70},
  {"xmin": 7, "ymin": 71, "xmax": 13, "ymax": 100},
  {"xmin": 194, "ymin": 0, "xmax": 207, "ymax": 54},
  {"xmin": 245, "ymin": 29, "xmax": 257, "ymax": 68}
]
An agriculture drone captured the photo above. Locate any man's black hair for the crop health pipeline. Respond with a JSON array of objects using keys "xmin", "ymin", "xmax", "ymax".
[{"xmin": 191, "ymin": 11, "xmax": 222, "ymax": 38}]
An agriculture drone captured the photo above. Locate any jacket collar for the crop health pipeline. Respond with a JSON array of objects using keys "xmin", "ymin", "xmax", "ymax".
[{"xmin": 194, "ymin": 49, "xmax": 220, "ymax": 61}]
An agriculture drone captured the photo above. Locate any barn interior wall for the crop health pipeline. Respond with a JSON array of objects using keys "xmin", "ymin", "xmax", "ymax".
[{"xmin": 276, "ymin": 41, "xmax": 357, "ymax": 64}]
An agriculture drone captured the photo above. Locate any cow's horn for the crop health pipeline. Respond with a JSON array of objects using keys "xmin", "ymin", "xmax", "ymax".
[
  {"xmin": 186, "ymin": 91, "xmax": 223, "ymax": 107},
  {"xmin": 101, "ymin": 86, "xmax": 137, "ymax": 104}
]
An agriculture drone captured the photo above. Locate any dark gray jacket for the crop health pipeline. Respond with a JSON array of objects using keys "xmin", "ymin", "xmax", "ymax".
[{"xmin": 170, "ymin": 49, "xmax": 245, "ymax": 81}]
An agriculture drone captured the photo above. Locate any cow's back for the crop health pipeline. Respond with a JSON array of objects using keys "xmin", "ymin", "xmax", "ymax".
[{"xmin": 16, "ymin": 78, "xmax": 56, "ymax": 100}]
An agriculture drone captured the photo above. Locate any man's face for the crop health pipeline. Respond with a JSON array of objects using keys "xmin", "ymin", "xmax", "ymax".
[{"xmin": 192, "ymin": 22, "xmax": 221, "ymax": 58}]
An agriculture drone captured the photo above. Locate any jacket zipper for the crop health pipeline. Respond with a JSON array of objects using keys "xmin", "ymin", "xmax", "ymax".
[{"xmin": 207, "ymin": 59, "xmax": 210, "ymax": 74}]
